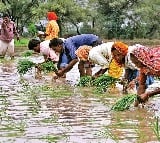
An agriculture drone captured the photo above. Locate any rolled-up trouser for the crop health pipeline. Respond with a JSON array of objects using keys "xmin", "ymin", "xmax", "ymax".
[{"xmin": 0, "ymin": 39, "xmax": 14, "ymax": 58}]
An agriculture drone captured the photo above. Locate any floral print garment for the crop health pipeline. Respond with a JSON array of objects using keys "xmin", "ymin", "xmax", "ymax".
[{"xmin": 132, "ymin": 46, "xmax": 160, "ymax": 76}]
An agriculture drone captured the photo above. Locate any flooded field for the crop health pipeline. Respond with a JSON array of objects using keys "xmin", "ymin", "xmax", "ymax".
[{"xmin": 0, "ymin": 51, "xmax": 160, "ymax": 143}]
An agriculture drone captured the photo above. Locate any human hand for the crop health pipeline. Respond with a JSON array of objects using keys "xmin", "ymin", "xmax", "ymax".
[
  {"xmin": 134, "ymin": 93, "xmax": 148, "ymax": 107},
  {"xmin": 92, "ymin": 74, "xmax": 99, "ymax": 79},
  {"xmin": 139, "ymin": 93, "xmax": 149, "ymax": 102},
  {"xmin": 128, "ymin": 80, "xmax": 136, "ymax": 90},
  {"xmin": 55, "ymin": 70, "xmax": 64, "ymax": 77},
  {"xmin": 35, "ymin": 63, "xmax": 41, "ymax": 70},
  {"xmin": 52, "ymin": 75, "xmax": 59, "ymax": 80},
  {"xmin": 35, "ymin": 67, "xmax": 42, "ymax": 79}
]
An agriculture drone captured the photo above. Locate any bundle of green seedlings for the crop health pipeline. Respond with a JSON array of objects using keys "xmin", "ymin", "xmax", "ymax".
[
  {"xmin": 77, "ymin": 76, "xmax": 93, "ymax": 87},
  {"xmin": 17, "ymin": 60, "xmax": 57, "ymax": 75},
  {"xmin": 40, "ymin": 61, "xmax": 57, "ymax": 73},
  {"xmin": 92, "ymin": 75, "xmax": 118, "ymax": 93},
  {"xmin": 17, "ymin": 59, "xmax": 36, "ymax": 75},
  {"xmin": 111, "ymin": 94, "xmax": 137, "ymax": 111},
  {"xmin": 77, "ymin": 75, "xmax": 118, "ymax": 93},
  {"xmin": 22, "ymin": 50, "xmax": 33, "ymax": 57}
]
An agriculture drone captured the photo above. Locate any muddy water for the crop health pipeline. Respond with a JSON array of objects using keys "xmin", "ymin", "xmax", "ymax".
[{"xmin": 0, "ymin": 54, "xmax": 160, "ymax": 143}]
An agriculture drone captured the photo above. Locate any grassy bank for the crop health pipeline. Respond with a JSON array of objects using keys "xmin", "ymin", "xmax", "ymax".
[
  {"xmin": 15, "ymin": 37, "xmax": 30, "ymax": 47},
  {"xmin": 15, "ymin": 37, "xmax": 160, "ymax": 49},
  {"xmin": 104, "ymin": 38, "xmax": 160, "ymax": 47}
]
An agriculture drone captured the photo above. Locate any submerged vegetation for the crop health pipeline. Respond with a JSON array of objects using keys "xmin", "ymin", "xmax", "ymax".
[
  {"xmin": 111, "ymin": 94, "xmax": 137, "ymax": 111},
  {"xmin": 77, "ymin": 75, "xmax": 118, "ymax": 93},
  {"xmin": 17, "ymin": 59, "xmax": 36, "ymax": 75},
  {"xmin": 17, "ymin": 59, "xmax": 57, "ymax": 75}
]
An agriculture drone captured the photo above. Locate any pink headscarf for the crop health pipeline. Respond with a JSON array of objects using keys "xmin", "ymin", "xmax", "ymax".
[
  {"xmin": 47, "ymin": 12, "xmax": 58, "ymax": 21},
  {"xmin": 131, "ymin": 46, "xmax": 160, "ymax": 72}
]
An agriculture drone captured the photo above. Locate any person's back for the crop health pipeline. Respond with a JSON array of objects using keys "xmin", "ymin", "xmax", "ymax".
[
  {"xmin": 63, "ymin": 34, "xmax": 101, "ymax": 61},
  {"xmin": 40, "ymin": 40, "xmax": 59, "ymax": 62},
  {"xmin": 65, "ymin": 34, "xmax": 100, "ymax": 50},
  {"xmin": 89, "ymin": 42, "xmax": 114, "ymax": 67}
]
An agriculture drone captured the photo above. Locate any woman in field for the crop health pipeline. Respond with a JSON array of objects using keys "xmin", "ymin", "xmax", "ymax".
[
  {"xmin": 128, "ymin": 46, "xmax": 160, "ymax": 106},
  {"xmin": 76, "ymin": 42, "xmax": 154, "ymax": 94}
]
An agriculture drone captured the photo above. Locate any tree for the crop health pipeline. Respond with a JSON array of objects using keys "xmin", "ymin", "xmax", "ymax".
[{"xmin": 0, "ymin": 0, "xmax": 39, "ymax": 34}]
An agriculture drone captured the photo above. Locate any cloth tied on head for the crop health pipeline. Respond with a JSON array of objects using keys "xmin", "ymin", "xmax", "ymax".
[
  {"xmin": 131, "ymin": 46, "xmax": 160, "ymax": 72},
  {"xmin": 112, "ymin": 42, "xmax": 128, "ymax": 56},
  {"xmin": 75, "ymin": 45, "xmax": 92, "ymax": 61},
  {"xmin": 47, "ymin": 12, "xmax": 58, "ymax": 21}
]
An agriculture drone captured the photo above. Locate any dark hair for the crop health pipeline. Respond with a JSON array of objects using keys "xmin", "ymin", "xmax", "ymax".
[
  {"xmin": 3, "ymin": 13, "xmax": 9, "ymax": 18},
  {"xmin": 111, "ymin": 47, "xmax": 116, "ymax": 52},
  {"xmin": 49, "ymin": 38, "xmax": 63, "ymax": 48},
  {"xmin": 28, "ymin": 39, "xmax": 40, "ymax": 50}
]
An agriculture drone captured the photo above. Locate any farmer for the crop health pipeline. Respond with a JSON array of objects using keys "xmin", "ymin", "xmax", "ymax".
[
  {"xmin": 76, "ymin": 42, "xmax": 154, "ymax": 93},
  {"xmin": 75, "ymin": 42, "xmax": 129, "ymax": 79},
  {"xmin": 28, "ymin": 38, "xmax": 59, "ymax": 62},
  {"xmin": 128, "ymin": 46, "xmax": 160, "ymax": 107},
  {"xmin": 28, "ymin": 38, "xmax": 61, "ymax": 78},
  {"xmin": 38, "ymin": 11, "xmax": 59, "ymax": 41},
  {"xmin": 0, "ymin": 13, "xmax": 19, "ymax": 59},
  {"xmin": 49, "ymin": 34, "xmax": 102, "ymax": 78}
]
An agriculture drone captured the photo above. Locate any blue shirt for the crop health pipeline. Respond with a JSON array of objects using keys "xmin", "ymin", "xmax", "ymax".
[{"xmin": 64, "ymin": 34, "xmax": 99, "ymax": 60}]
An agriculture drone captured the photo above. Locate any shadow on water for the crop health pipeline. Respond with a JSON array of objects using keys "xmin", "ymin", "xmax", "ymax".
[{"xmin": 0, "ymin": 53, "xmax": 160, "ymax": 143}]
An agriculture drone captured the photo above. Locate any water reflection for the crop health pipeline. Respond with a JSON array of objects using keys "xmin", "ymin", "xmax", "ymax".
[{"xmin": 0, "ymin": 56, "xmax": 159, "ymax": 143}]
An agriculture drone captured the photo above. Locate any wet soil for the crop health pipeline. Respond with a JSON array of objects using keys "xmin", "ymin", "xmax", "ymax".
[{"xmin": 0, "ymin": 50, "xmax": 160, "ymax": 143}]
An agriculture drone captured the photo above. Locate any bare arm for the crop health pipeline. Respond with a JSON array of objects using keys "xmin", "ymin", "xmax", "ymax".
[
  {"xmin": 137, "ymin": 71, "xmax": 147, "ymax": 95},
  {"xmin": 56, "ymin": 59, "xmax": 78, "ymax": 77},
  {"xmin": 147, "ymin": 88, "xmax": 160, "ymax": 98},
  {"xmin": 62, "ymin": 59, "xmax": 78, "ymax": 73},
  {"xmin": 94, "ymin": 68, "xmax": 108, "ymax": 77}
]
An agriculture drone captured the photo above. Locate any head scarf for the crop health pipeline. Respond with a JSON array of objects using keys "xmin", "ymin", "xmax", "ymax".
[
  {"xmin": 112, "ymin": 42, "xmax": 128, "ymax": 56},
  {"xmin": 131, "ymin": 46, "xmax": 160, "ymax": 72},
  {"xmin": 75, "ymin": 45, "xmax": 92, "ymax": 61},
  {"xmin": 47, "ymin": 12, "xmax": 58, "ymax": 21}
]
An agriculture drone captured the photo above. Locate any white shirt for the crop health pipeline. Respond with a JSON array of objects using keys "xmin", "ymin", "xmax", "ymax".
[{"xmin": 89, "ymin": 42, "xmax": 114, "ymax": 69}]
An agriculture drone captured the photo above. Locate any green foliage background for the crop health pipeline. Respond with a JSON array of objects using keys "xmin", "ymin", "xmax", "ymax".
[{"xmin": 0, "ymin": 0, "xmax": 160, "ymax": 39}]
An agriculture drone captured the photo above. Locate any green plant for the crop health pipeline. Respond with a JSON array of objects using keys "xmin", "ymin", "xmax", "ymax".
[
  {"xmin": 15, "ymin": 37, "xmax": 29, "ymax": 47},
  {"xmin": 77, "ymin": 76, "xmax": 93, "ymax": 87},
  {"xmin": 92, "ymin": 75, "xmax": 118, "ymax": 93},
  {"xmin": 77, "ymin": 75, "xmax": 118, "ymax": 93},
  {"xmin": 17, "ymin": 59, "xmax": 35, "ymax": 75},
  {"xmin": 40, "ymin": 61, "xmax": 57, "ymax": 73},
  {"xmin": 22, "ymin": 50, "xmax": 33, "ymax": 57},
  {"xmin": 153, "ymin": 116, "xmax": 160, "ymax": 140},
  {"xmin": 111, "ymin": 94, "xmax": 137, "ymax": 111}
]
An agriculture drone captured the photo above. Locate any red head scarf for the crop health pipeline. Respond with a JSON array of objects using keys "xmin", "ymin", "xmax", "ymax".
[
  {"xmin": 112, "ymin": 42, "xmax": 128, "ymax": 56},
  {"xmin": 47, "ymin": 12, "xmax": 58, "ymax": 21}
]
